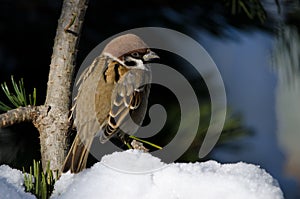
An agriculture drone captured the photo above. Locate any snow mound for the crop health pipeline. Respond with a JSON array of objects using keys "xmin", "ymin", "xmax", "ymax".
[
  {"xmin": 0, "ymin": 165, "xmax": 35, "ymax": 199},
  {"xmin": 101, "ymin": 149, "xmax": 165, "ymax": 173},
  {"xmin": 52, "ymin": 150, "xmax": 284, "ymax": 199}
]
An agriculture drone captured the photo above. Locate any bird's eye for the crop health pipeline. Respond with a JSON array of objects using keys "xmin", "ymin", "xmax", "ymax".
[{"xmin": 131, "ymin": 52, "xmax": 140, "ymax": 58}]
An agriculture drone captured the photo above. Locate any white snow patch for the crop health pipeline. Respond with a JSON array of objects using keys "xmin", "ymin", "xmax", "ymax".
[
  {"xmin": 101, "ymin": 149, "xmax": 165, "ymax": 173},
  {"xmin": 52, "ymin": 150, "xmax": 284, "ymax": 199},
  {"xmin": 0, "ymin": 165, "xmax": 35, "ymax": 199}
]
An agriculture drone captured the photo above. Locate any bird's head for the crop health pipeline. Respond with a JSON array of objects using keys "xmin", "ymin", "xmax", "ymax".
[{"xmin": 103, "ymin": 34, "xmax": 159, "ymax": 70}]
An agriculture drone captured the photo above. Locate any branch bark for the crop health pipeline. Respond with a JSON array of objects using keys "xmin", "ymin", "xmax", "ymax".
[
  {"xmin": 34, "ymin": 0, "xmax": 89, "ymax": 172},
  {"xmin": 0, "ymin": 106, "xmax": 39, "ymax": 128}
]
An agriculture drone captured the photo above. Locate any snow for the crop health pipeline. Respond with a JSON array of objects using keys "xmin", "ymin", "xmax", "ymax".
[
  {"xmin": 0, "ymin": 165, "xmax": 35, "ymax": 199},
  {"xmin": 0, "ymin": 150, "xmax": 284, "ymax": 199},
  {"xmin": 51, "ymin": 150, "xmax": 284, "ymax": 199}
]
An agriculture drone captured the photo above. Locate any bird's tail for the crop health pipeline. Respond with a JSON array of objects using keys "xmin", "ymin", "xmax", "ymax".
[{"xmin": 61, "ymin": 135, "xmax": 92, "ymax": 173}]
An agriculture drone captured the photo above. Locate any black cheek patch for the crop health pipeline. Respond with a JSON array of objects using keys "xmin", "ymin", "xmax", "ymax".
[
  {"xmin": 114, "ymin": 63, "xmax": 120, "ymax": 82},
  {"xmin": 124, "ymin": 61, "xmax": 136, "ymax": 66}
]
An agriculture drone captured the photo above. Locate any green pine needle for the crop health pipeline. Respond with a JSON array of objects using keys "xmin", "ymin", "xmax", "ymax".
[
  {"xmin": 126, "ymin": 142, "xmax": 133, "ymax": 149},
  {"xmin": 0, "ymin": 76, "xmax": 36, "ymax": 112},
  {"xmin": 129, "ymin": 135, "xmax": 162, "ymax": 150},
  {"xmin": 23, "ymin": 160, "xmax": 57, "ymax": 199}
]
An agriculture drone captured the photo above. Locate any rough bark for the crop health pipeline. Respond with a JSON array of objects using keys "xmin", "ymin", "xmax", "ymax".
[
  {"xmin": 32, "ymin": 0, "xmax": 88, "ymax": 172},
  {"xmin": 0, "ymin": 106, "xmax": 38, "ymax": 127}
]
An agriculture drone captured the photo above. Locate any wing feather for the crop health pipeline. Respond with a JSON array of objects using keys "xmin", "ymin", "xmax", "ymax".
[{"xmin": 99, "ymin": 69, "xmax": 151, "ymax": 143}]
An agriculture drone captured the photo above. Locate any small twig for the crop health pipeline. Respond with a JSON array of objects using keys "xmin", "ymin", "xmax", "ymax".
[{"xmin": 0, "ymin": 105, "xmax": 39, "ymax": 128}]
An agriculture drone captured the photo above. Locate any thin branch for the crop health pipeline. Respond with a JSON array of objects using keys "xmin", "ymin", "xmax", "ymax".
[{"xmin": 0, "ymin": 106, "xmax": 39, "ymax": 128}]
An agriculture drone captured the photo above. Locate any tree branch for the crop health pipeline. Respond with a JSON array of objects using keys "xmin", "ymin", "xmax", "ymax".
[
  {"xmin": 35, "ymin": 0, "xmax": 89, "ymax": 172},
  {"xmin": 0, "ymin": 106, "xmax": 39, "ymax": 128}
]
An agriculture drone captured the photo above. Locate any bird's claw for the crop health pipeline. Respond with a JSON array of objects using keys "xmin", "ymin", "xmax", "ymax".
[{"xmin": 130, "ymin": 140, "xmax": 149, "ymax": 152}]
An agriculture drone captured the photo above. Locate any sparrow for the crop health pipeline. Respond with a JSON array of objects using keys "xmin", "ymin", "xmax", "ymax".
[{"xmin": 62, "ymin": 34, "xmax": 159, "ymax": 173}]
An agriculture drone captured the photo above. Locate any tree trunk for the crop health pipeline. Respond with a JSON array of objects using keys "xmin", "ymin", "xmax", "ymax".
[{"xmin": 33, "ymin": 0, "xmax": 89, "ymax": 173}]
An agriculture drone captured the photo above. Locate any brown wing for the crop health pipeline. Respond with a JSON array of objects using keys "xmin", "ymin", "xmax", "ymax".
[
  {"xmin": 99, "ymin": 68, "xmax": 151, "ymax": 143},
  {"xmin": 62, "ymin": 55, "xmax": 110, "ymax": 173},
  {"xmin": 73, "ymin": 55, "xmax": 111, "ymax": 142}
]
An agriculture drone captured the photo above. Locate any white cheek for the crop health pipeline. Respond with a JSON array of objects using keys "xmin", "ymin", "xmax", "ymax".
[
  {"xmin": 126, "ymin": 57, "xmax": 149, "ymax": 71},
  {"xmin": 135, "ymin": 59, "xmax": 147, "ymax": 70}
]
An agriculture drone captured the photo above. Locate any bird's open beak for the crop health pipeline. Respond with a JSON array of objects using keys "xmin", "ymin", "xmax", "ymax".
[{"xmin": 143, "ymin": 50, "xmax": 159, "ymax": 62}]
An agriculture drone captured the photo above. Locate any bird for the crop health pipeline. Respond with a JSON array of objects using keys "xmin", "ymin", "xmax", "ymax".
[{"xmin": 61, "ymin": 34, "xmax": 159, "ymax": 173}]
